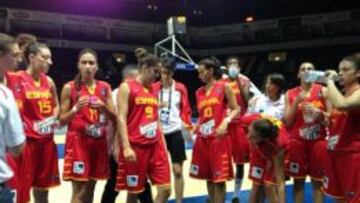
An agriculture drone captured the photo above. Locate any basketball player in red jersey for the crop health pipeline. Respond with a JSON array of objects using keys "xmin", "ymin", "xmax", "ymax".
[
  {"xmin": 323, "ymin": 53, "xmax": 360, "ymax": 203},
  {"xmin": 241, "ymin": 113, "xmax": 288, "ymax": 203},
  {"xmin": 190, "ymin": 57, "xmax": 240, "ymax": 203},
  {"xmin": 14, "ymin": 41, "xmax": 60, "ymax": 203},
  {"xmin": 115, "ymin": 54, "xmax": 171, "ymax": 203},
  {"xmin": 220, "ymin": 57, "xmax": 250, "ymax": 203},
  {"xmin": 59, "ymin": 48, "xmax": 117, "ymax": 203},
  {"xmin": 284, "ymin": 62, "xmax": 331, "ymax": 203}
]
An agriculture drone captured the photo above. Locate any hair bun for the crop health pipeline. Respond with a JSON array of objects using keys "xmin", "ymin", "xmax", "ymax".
[
  {"xmin": 210, "ymin": 56, "xmax": 221, "ymax": 67},
  {"xmin": 135, "ymin": 47, "xmax": 148, "ymax": 60}
]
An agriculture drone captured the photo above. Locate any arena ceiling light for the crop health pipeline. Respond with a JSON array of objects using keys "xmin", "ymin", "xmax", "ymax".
[
  {"xmin": 245, "ymin": 16, "xmax": 255, "ymax": 23},
  {"xmin": 112, "ymin": 53, "xmax": 126, "ymax": 64},
  {"xmin": 268, "ymin": 52, "xmax": 287, "ymax": 62}
]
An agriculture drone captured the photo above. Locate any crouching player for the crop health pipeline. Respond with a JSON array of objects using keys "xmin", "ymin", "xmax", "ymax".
[{"xmin": 241, "ymin": 114, "xmax": 289, "ymax": 203}]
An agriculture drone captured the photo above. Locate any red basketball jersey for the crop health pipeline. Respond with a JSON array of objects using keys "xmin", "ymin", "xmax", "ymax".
[
  {"xmin": 17, "ymin": 71, "xmax": 55, "ymax": 139},
  {"xmin": 126, "ymin": 79, "xmax": 161, "ymax": 145},
  {"xmin": 67, "ymin": 80, "xmax": 111, "ymax": 138},
  {"xmin": 328, "ymin": 106, "xmax": 360, "ymax": 153},
  {"xmin": 5, "ymin": 71, "xmax": 24, "ymax": 111},
  {"xmin": 195, "ymin": 81, "xmax": 228, "ymax": 138},
  {"xmin": 287, "ymin": 84, "xmax": 327, "ymax": 141}
]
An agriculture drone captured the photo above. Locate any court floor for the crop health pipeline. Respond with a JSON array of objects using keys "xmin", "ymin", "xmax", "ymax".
[{"xmin": 40, "ymin": 134, "xmax": 252, "ymax": 202}]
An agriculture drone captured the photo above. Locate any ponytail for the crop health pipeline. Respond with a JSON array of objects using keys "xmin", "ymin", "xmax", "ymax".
[{"xmin": 135, "ymin": 47, "xmax": 148, "ymax": 63}]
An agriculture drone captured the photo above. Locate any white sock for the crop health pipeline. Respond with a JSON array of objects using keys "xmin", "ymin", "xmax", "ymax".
[{"xmin": 233, "ymin": 178, "xmax": 243, "ymax": 199}]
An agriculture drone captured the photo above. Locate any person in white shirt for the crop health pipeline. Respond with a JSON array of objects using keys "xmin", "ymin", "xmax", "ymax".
[
  {"xmin": 247, "ymin": 73, "xmax": 286, "ymax": 120},
  {"xmin": 0, "ymin": 33, "xmax": 25, "ymax": 203},
  {"xmin": 152, "ymin": 57, "xmax": 192, "ymax": 203},
  {"xmin": 0, "ymin": 84, "xmax": 25, "ymax": 189}
]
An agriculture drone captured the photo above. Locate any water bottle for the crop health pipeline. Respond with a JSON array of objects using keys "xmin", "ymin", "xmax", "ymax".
[
  {"xmin": 304, "ymin": 70, "xmax": 326, "ymax": 83},
  {"xmin": 304, "ymin": 70, "xmax": 338, "ymax": 83}
]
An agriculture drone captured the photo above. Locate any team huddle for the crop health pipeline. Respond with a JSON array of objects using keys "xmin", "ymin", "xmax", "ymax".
[{"xmin": 0, "ymin": 33, "xmax": 359, "ymax": 203}]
